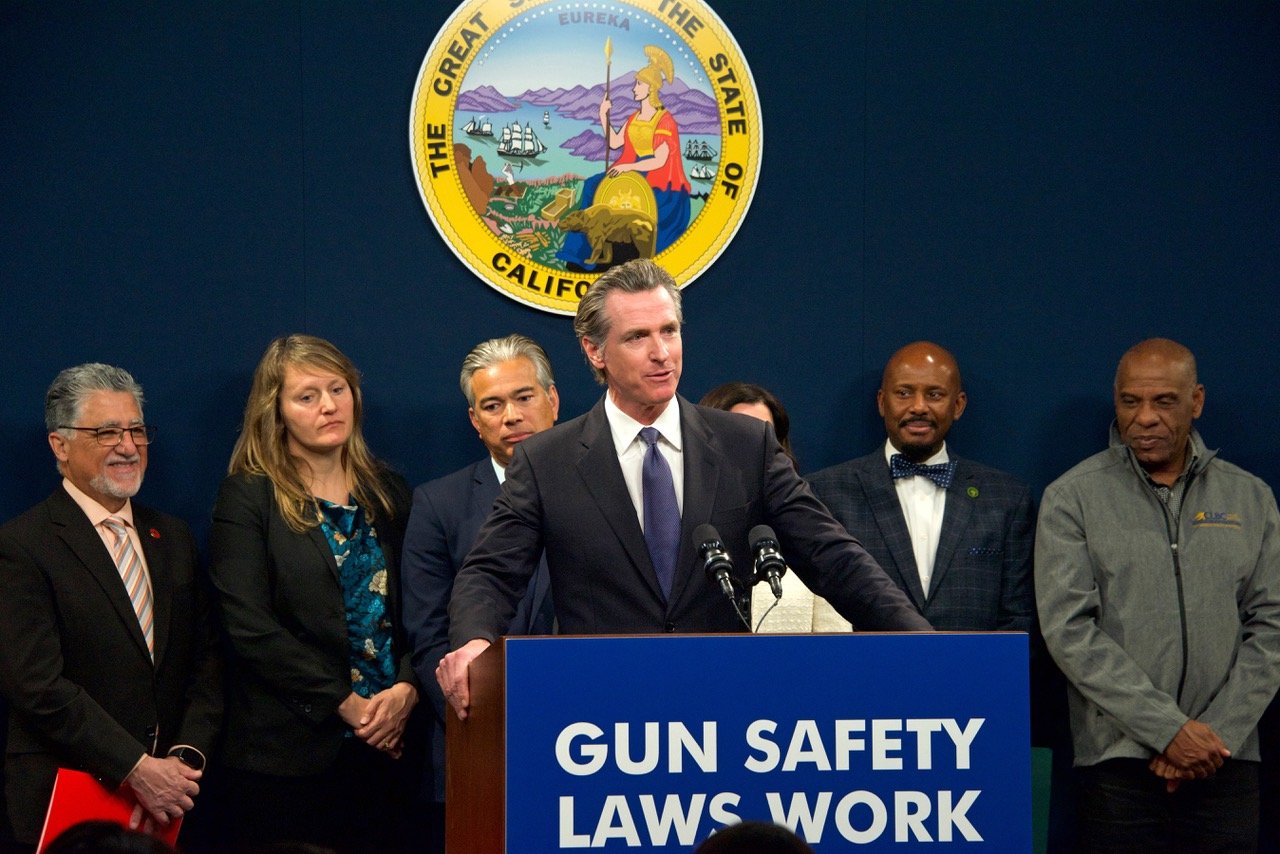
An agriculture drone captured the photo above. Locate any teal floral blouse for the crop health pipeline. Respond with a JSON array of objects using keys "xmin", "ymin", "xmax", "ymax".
[{"xmin": 317, "ymin": 498, "xmax": 396, "ymax": 712}]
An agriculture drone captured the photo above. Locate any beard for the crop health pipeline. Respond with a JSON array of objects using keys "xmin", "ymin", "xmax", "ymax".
[
  {"xmin": 894, "ymin": 419, "xmax": 940, "ymax": 462},
  {"xmin": 90, "ymin": 466, "xmax": 142, "ymax": 500}
]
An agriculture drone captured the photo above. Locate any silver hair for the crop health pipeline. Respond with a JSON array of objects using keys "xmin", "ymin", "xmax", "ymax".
[
  {"xmin": 572, "ymin": 259, "xmax": 682, "ymax": 385},
  {"xmin": 459, "ymin": 334, "xmax": 556, "ymax": 407},
  {"xmin": 45, "ymin": 363, "xmax": 144, "ymax": 434}
]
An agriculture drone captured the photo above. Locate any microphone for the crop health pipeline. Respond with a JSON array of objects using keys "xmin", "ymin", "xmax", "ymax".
[
  {"xmin": 749, "ymin": 524, "xmax": 787, "ymax": 600},
  {"xmin": 695, "ymin": 524, "xmax": 736, "ymax": 601}
]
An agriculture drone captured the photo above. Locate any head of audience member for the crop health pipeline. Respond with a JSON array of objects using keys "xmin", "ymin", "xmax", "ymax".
[
  {"xmin": 694, "ymin": 820, "xmax": 814, "ymax": 854},
  {"xmin": 1113, "ymin": 337, "xmax": 1204, "ymax": 485},
  {"xmin": 877, "ymin": 341, "xmax": 967, "ymax": 463},
  {"xmin": 700, "ymin": 381, "xmax": 796, "ymax": 466},
  {"xmin": 43, "ymin": 820, "xmax": 176, "ymax": 854},
  {"xmin": 575, "ymin": 258, "xmax": 683, "ymax": 424},
  {"xmin": 45, "ymin": 363, "xmax": 151, "ymax": 513},
  {"xmin": 228, "ymin": 334, "xmax": 393, "ymax": 530},
  {"xmin": 460, "ymin": 333, "xmax": 560, "ymax": 467}
]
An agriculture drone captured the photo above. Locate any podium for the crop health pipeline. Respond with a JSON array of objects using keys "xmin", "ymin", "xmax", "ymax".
[{"xmin": 447, "ymin": 633, "xmax": 1029, "ymax": 852}]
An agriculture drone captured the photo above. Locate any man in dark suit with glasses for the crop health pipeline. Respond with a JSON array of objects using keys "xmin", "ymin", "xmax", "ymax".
[{"xmin": 0, "ymin": 363, "xmax": 221, "ymax": 849}]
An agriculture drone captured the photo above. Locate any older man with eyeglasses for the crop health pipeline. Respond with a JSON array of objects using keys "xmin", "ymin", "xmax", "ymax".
[{"xmin": 0, "ymin": 363, "xmax": 222, "ymax": 850}]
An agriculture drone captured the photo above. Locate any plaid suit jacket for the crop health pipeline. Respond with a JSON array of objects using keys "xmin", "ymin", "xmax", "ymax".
[{"xmin": 808, "ymin": 449, "xmax": 1036, "ymax": 633}]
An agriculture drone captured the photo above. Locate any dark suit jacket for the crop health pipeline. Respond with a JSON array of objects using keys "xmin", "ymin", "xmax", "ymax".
[
  {"xmin": 807, "ymin": 450, "xmax": 1036, "ymax": 633},
  {"xmin": 450, "ymin": 397, "xmax": 930, "ymax": 643},
  {"xmin": 401, "ymin": 457, "xmax": 553, "ymax": 801},
  {"xmin": 0, "ymin": 486, "xmax": 222, "ymax": 844},
  {"xmin": 208, "ymin": 469, "xmax": 416, "ymax": 776}
]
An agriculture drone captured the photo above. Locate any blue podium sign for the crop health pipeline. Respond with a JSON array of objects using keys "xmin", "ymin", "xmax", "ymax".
[{"xmin": 502, "ymin": 633, "xmax": 1030, "ymax": 851}]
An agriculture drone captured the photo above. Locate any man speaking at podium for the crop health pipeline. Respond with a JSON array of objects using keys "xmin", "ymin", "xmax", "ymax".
[{"xmin": 438, "ymin": 260, "xmax": 930, "ymax": 719}]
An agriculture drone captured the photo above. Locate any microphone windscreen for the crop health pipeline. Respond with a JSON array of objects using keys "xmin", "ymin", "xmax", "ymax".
[
  {"xmin": 748, "ymin": 524, "xmax": 777, "ymax": 549},
  {"xmin": 694, "ymin": 523, "xmax": 720, "ymax": 548}
]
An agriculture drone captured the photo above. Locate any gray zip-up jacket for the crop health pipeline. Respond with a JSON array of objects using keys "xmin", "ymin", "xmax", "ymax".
[{"xmin": 1035, "ymin": 427, "xmax": 1280, "ymax": 765}]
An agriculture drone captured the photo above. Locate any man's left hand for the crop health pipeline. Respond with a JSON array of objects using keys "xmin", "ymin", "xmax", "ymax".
[
  {"xmin": 125, "ymin": 755, "xmax": 201, "ymax": 826},
  {"xmin": 1148, "ymin": 753, "xmax": 1193, "ymax": 793}
]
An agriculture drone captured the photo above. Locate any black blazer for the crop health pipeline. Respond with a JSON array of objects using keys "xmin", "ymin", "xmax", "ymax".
[
  {"xmin": 450, "ymin": 397, "xmax": 931, "ymax": 643},
  {"xmin": 808, "ymin": 450, "xmax": 1037, "ymax": 632},
  {"xmin": 208, "ymin": 469, "xmax": 415, "ymax": 776},
  {"xmin": 0, "ymin": 487, "xmax": 222, "ymax": 844}
]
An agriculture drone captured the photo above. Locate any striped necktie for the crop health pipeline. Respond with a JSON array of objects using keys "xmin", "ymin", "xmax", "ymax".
[{"xmin": 102, "ymin": 516, "xmax": 155, "ymax": 659}]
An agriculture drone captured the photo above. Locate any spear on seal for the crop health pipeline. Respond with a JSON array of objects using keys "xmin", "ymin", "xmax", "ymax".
[{"xmin": 602, "ymin": 37, "xmax": 613, "ymax": 174}]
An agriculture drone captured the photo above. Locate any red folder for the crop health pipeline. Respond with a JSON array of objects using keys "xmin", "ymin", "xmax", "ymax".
[{"xmin": 37, "ymin": 768, "xmax": 182, "ymax": 852}]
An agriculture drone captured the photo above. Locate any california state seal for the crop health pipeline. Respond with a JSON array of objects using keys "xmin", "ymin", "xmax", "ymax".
[{"xmin": 410, "ymin": 0, "xmax": 762, "ymax": 315}]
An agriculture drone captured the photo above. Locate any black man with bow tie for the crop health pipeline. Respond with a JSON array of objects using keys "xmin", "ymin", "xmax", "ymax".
[{"xmin": 808, "ymin": 342, "xmax": 1036, "ymax": 635}]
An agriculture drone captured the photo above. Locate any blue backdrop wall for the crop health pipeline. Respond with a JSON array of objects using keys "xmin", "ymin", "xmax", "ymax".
[{"xmin": 3, "ymin": 2, "xmax": 1277, "ymax": 544}]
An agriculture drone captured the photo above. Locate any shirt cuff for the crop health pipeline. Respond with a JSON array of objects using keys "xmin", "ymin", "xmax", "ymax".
[{"xmin": 125, "ymin": 752, "xmax": 148, "ymax": 781}]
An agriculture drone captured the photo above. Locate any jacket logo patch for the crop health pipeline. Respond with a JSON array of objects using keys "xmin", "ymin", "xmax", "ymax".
[{"xmin": 1191, "ymin": 511, "xmax": 1242, "ymax": 529}]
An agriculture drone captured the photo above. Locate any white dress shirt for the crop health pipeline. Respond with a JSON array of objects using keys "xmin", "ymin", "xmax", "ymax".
[
  {"xmin": 603, "ymin": 394, "xmax": 685, "ymax": 531},
  {"xmin": 884, "ymin": 439, "xmax": 949, "ymax": 596}
]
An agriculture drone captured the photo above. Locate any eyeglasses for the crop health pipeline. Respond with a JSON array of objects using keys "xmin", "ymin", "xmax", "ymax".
[{"xmin": 58, "ymin": 425, "xmax": 157, "ymax": 447}]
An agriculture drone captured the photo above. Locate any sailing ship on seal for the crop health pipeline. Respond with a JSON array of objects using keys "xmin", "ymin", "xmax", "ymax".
[{"xmin": 497, "ymin": 121, "xmax": 548, "ymax": 157}]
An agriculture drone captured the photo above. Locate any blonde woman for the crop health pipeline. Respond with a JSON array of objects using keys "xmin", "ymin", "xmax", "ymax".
[{"xmin": 207, "ymin": 334, "xmax": 418, "ymax": 851}]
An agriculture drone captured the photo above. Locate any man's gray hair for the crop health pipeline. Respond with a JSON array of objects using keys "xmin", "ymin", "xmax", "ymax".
[
  {"xmin": 572, "ymin": 259, "xmax": 683, "ymax": 385},
  {"xmin": 45, "ymin": 363, "xmax": 144, "ymax": 434},
  {"xmin": 460, "ymin": 334, "xmax": 556, "ymax": 407}
]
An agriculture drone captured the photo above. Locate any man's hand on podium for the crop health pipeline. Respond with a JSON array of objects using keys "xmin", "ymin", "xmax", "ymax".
[{"xmin": 436, "ymin": 638, "xmax": 492, "ymax": 720}]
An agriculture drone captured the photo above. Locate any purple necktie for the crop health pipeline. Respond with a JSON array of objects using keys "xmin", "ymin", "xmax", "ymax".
[{"xmin": 640, "ymin": 427, "xmax": 680, "ymax": 599}]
